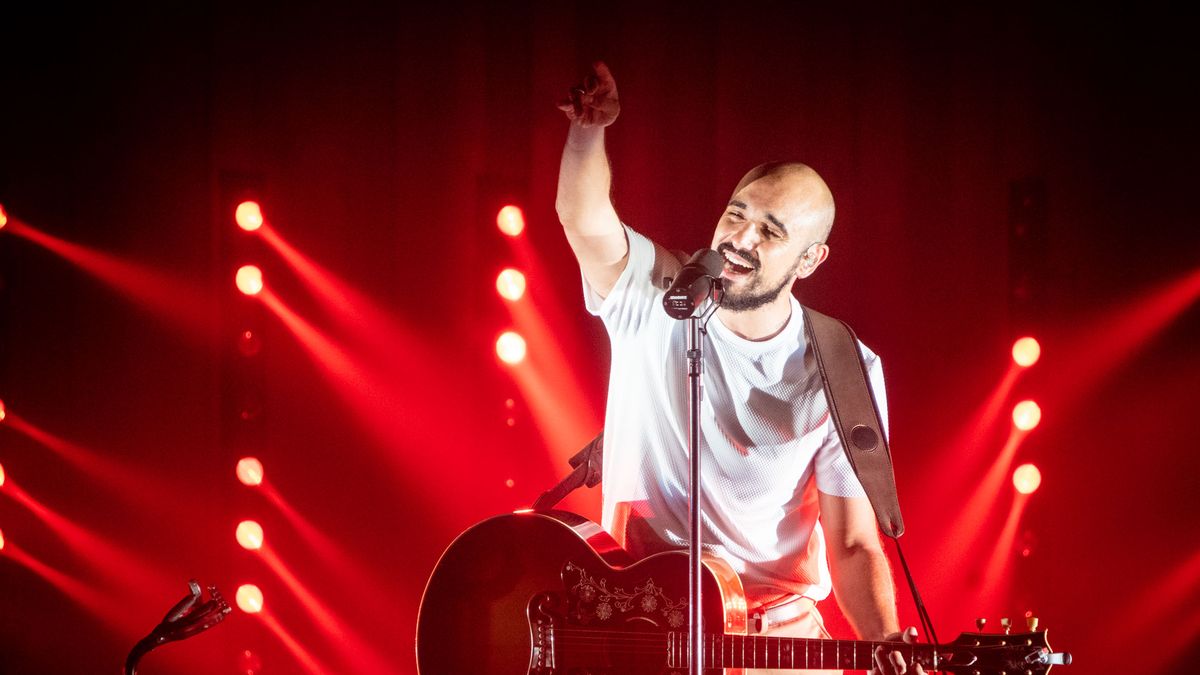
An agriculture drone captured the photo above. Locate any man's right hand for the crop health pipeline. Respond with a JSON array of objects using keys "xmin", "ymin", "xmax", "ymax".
[{"xmin": 556, "ymin": 61, "xmax": 620, "ymax": 128}]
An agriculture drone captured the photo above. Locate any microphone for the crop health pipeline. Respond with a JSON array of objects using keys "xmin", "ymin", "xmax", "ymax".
[{"xmin": 662, "ymin": 248, "xmax": 724, "ymax": 319}]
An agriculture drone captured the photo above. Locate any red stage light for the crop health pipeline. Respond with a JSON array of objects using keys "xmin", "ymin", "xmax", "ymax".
[
  {"xmin": 496, "ymin": 268, "xmax": 527, "ymax": 301},
  {"xmin": 236, "ymin": 201, "xmax": 264, "ymax": 232},
  {"xmin": 1013, "ymin": 463, "xmax": 1042, "ymax": 494},
  {"xmin": 0, "ymin": 399, "xmax": 6, "ymax": 422},
  {"xmin": 0, "ymin": 461, "xmax": 6, "ymax": 487},
  {"xmin": 1012, "ymin": 337, "xmax": 1041, "ymax": 367},
  {"xmin": 496, "ymin": 205, "xmax": 525, "ymax": 237},
  {"xmin": 237, "ymin": 457, "xmax": 264, "ymax": 487},
  {"xmin": 237, "ymin": 329, "xmax": 263, "ymax": 357},
  {"xmin": 1012, "ymin": 400, "xmax": 1042, "ymax": 431},
  {"xmin": 0, "ymin": 204, "xmax": 8, "ymax": 230},
  {"xmin": 236, "ymin": 584, "xmax": 264, "ymax": 614},
  {"xmin": 236, "ymin": 265, "xmax": 264, "ymax": 296},
  {"xmin": 237, "ymin": 649, "xmax": 263, "ymax": 674},
  {"xmin": 496, "ymin": 331, "xmax": 527, "ymax": 365},
  {"xmin": 0, "ymin": 527, "xmax": 5, "ymax": 551},
  {"xmin": 237, "ymin": 520, "xmax": 264, "ymax": 551}
]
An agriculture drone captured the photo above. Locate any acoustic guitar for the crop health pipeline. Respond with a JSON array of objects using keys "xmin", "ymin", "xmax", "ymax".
[{"xmin": 417, "ymin": 510, "xmax": 1071, "ymax": 674}]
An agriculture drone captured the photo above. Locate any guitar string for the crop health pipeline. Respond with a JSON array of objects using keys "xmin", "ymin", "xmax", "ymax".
[
  {"xmin": 547, "ymin": 633, "xmax": 896, "ymax": 657},
  {"xmin": 546, "ymin": 631, "xmax": 924, "ymax": 663},
  {"xmin": 547, "ymin": 634, "xmax": 984, "ymax": 655},
  {"xmin": 549, "ymin": 635, "xmax": 895, "ymax": 651},
  {"xmin": 549, "ymin": 627, "xmax": 895, "ymax": 648},
  {"xmin": 549, "ymin": 640, "xmax": 888, "ymax": 655},
  {"xmin": 542, "ymin": 638, "xmax": 888, "ymax": 666},
  {"xmin": 545, "ymin": 626, "xmax": 936, "ymax": 643},
  {"xmin": 552, "ymin": 629, "xmax": 892, "ymax": 643},
  {"xmin": 543, "ymin": 636, "xmax": 925, "ymax": 670}
]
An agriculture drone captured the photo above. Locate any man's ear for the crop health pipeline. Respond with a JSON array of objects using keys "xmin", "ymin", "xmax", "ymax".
[{"xmin": 796, "ymin": 243, "xmax": 830, "ymax": 280}]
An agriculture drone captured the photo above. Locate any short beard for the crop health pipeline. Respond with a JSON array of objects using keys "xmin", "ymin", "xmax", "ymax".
[{"xmin": 720, "ymin": 258, "xmax": 802, "ymax": 312}]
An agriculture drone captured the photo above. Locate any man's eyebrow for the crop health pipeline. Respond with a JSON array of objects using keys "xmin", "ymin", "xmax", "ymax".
[
  {"xmin": 728, "ymin": 200, "xmax": 788, "ymax": 234},
  {"xmin": 765, "ymin": 213, "xmax": 788, "ymax": 234}
]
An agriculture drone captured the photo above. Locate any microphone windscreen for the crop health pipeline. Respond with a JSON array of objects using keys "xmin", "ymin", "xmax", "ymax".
[{"xmin": 689, "ymin": 248, "xmax": 724, "ymax": 277}]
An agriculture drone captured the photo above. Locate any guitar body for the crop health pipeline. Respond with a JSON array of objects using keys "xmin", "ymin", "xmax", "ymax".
[
  {"xmin": 416, "ymin": 510, "xmax": 748, "ymax": 675},
  {"xmin": 417, "ymin": 510, "xmax": 1071, "ymax": 674}
]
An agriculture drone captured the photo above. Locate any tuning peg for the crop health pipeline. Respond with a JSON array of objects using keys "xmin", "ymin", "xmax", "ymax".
[
  {"xmin": 1033, "ymin": 651, "xmax": 1072, "ymax": 666},
  {"xmin": 1026, "ymin": 616, "xmax": 1039, "ymax": 631},
  {"xmin": 1050, "ymin": 652, "xmax": 1072, "ymax": 666},
  {"xmin": 1000, "ymin": 617, "xmax": 1012, "ymax": 634},
  {"xmin": 975, "ymin": 617, "xmax": 987, "ymax": 632}
]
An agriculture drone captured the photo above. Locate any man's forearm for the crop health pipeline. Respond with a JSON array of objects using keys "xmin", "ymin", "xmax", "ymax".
[
  {"xmin": 553, "ymin": 62, "xmax": 627, "ymax": 297},
  {"xmin": 829, "ymin": 544, "xmax": 901, "ymax": 641},
  {"xmin": 556, "ymin": 123, "xmax": 616, "ymax": 235}
]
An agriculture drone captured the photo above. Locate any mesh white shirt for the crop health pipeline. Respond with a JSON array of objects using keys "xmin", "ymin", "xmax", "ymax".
[{"xmin": 584, "ymin": 226, "xmax": 888, "ymax": 603}]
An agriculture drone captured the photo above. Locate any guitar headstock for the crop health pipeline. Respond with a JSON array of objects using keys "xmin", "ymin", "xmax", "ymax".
[{"xmin": 933, "ymin": 620, "xmax": 1071, "ymax": 674}]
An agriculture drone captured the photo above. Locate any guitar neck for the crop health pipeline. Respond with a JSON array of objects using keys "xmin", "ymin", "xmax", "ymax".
[{"xmin": 665, "ymin": 633, "xmax": 939, "ymax": 671}]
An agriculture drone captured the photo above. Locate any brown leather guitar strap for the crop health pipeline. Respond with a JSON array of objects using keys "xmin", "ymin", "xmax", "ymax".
[{"xmin": 801, "ymin": 305, "xmax": 905, "ymax": 538}]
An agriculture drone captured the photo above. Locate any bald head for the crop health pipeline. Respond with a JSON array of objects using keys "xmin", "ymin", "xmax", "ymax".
[{"xmin": 731, "ymin": 162, "xmax": 835, "ymax": 242}]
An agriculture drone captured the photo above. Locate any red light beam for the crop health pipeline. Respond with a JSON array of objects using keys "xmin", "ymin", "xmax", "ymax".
[
  {"xmin": 3, "ymin": 413, "xmax": 181, "ymax": 509},
  {"xmin": 258, "ymin": 224, "xmax": 439, "ymax": 378},
  {"xmin": 258, "ymin": 289, "xmax": 468, "ymax": 512},
  {"xmin": 5, "ymin": 218, "xmax": 212, "ymax": 335},
  {"xmin": 926, "ymin": 362, "xmax": 1024, "ymax": 492},
  {"xmin": 260, "ymin": 289, "xmax": 375, "ymax": 394},
  {"xmin": 260, "ymin": 483, "xmax": 392, "ymax": 612},
  {"xmin": 978, "ymin": 492, "xmax": 1032, "ymax": 608},
  {"xmin": 2, "ymin": 540, "xmax": 136, "ymax": 637},
  {"xmin": 936, "ymin": 427, "xmax": 1032, "ymax": 578},
  {"xmin": 1144, "ymin": 603, "xmax": 1200, "ymax": 674},
  {"xmin": 3, "ymin": 479, "xmax": 174, "ymax": 604},
  {"xmin": 259, "ymin": 545, "xmax": 394, "ymax": 674},
  {"xmin": 1050, "ymin": 267, "xmax": 1200, "ymax": 413},
  {"xmin": 259, "ymin": 610, "xmax": 331, "ymax": 675},
  {"xmin": 506, "ymin": 299, "xmax": 602, "ymax": 517},
  {"xmin": 1089, "ymin": 546, "xmax": 1200, "ymax": 667}
]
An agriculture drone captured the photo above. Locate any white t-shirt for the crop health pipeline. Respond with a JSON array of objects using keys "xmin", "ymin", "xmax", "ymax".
[{"xmin": 584, "ymin": 225, "xmax": 888, "ymax": 603}]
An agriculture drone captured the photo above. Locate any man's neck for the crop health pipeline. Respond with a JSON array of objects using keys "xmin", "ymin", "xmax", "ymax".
[{"xmin": 715, "ymin": 295, "xmax": 794, "ymax": 341}]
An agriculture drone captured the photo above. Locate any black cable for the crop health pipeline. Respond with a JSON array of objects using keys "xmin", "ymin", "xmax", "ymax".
[{"xmin": 892, "ymin": 537, "xmax": 939, "ymax": 650}]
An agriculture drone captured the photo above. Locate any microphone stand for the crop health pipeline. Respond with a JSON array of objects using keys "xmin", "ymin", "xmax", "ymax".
[
  {"xmin": 685, "ymin": 284, "xmax": 721, "ymax": 675},
  {"xmin": 661, "ymin": 248, "xmax": 724, "ymax": 675}
]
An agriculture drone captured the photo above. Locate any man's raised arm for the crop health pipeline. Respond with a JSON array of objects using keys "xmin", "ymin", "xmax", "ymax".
[{"xmin": 555, "ymin": 61, "xmax": 628, "ymax": 300}]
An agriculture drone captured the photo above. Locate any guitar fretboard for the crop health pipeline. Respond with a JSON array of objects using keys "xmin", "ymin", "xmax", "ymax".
[{"xmin": 664, "ymin": 633, "xmax": 937, "ymax": 671}]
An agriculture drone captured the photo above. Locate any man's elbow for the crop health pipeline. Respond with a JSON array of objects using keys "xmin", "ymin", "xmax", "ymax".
[
  {"xmin": 555, "ymin": 194, "xmax": 592, "ymax": 230},
  {"xmin": 830, "ymin": 539, "xmax": 886, "ymax": 565},
  {"xmin": 557, "ymin": 204, "xmax": 621, "ymax": 241},
  {"xmin": 555, "ymin": 198, "xmax": 578, "ymax": 228}
]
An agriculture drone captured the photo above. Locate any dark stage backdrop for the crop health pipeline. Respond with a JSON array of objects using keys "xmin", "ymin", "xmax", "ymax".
[{"xmin": 2, "ymin": 3, "xmax": 1197, "ymax": 674}]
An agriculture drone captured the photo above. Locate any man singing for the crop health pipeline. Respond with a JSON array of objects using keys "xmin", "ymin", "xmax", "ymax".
[{"xmin": 555, "ymin": 62, "xmax": 924, "ymax": 675}]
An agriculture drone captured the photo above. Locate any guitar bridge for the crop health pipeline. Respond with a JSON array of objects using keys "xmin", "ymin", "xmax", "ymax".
[{"xmin": 530, "ymin": 592, "xmax": 558, "ymax": 673}]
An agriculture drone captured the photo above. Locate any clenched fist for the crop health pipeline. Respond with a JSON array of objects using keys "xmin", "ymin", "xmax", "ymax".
[{"xmin": 557, "ymin": 61, "xmax": 620, "ymax": 128}]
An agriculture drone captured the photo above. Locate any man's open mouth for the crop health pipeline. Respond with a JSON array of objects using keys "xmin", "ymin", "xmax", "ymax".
[{"xmin": 719, "ymin": 246, "xmax": 757, "ymax": 277}]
